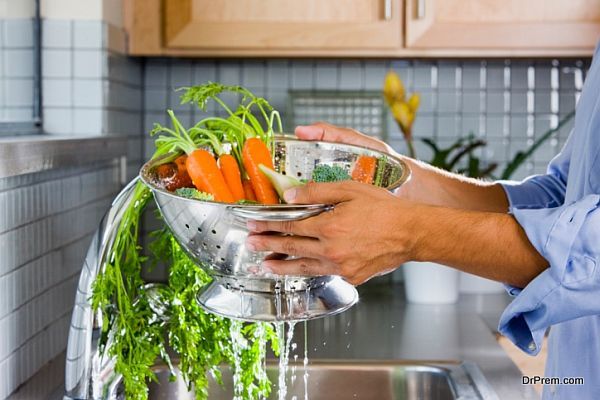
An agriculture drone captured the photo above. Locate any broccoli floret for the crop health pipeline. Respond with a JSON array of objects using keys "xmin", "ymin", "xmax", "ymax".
[
  {"xmin": 311, "ymin": 164, "xmax": 351, "ymax": 183},
  {"xmin": 175, "ymin": 187, "xmax": 214, "ymax": 201}
]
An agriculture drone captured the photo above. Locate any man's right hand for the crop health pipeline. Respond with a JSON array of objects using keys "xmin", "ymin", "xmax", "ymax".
[{"xmin": 295, "ymin": 122, "xmax": 397, "ymax": 156}]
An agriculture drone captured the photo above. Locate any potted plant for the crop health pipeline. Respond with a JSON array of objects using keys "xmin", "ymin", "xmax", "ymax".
[{"xmin": 383, "ymin": 70, "xmax": 575, "ymax": 303}]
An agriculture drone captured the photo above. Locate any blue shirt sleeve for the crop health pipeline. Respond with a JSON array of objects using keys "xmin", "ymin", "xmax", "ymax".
[
  {"xmin": 497, "ymin": 195, "xmax": 600, "ymax": 355},
  {"xmin": 498, "ymin": 130, "xmax": 573, "ymax": 209}
]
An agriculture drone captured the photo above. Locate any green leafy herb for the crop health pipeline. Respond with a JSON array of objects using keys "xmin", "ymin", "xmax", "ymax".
[
  {"xmin": 311, "ymin": 164, "xmax": 351, "ymax": 183},
  {"xmin": 175, "ymin": 187, "xmax": 214, "ymax": 201}
]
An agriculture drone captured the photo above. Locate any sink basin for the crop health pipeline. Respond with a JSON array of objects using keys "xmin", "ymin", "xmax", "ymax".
[{"xmin": 147, "ymin": 360, "xmax": 498, "ymax": 400}]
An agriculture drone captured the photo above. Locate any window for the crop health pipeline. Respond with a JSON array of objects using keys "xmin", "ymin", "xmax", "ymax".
[{"xmin": 0, "ymin": 0, "xmax": 41, "ymax": 135}]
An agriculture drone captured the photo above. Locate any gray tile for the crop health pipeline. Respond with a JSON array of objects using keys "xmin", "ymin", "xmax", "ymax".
[
  {"xmin": 413, "ymin": 64, "xmax": 433, "ymax": 89},
  {"xmin": 315, "ymin": 61, "xmax": 338, "ymax": 90},
  {"xmin": 218, "ymin": 61, "xmax": 242, "ymax": 86},
  {"xmin": 3, "ymin": 19, "xmax": 33, "ymax": 48},
  {"xmin": 559, "ymin": 67, "xmax": 578, "ymax": 90},
  {"xmin": 486, "ymin": 63, "xmax": 505, "ymax": 89},
  {"xmin": 417, "ymin": 91, "xmax": 435, "ymax": 113},
  {"xmin": 144, "ymin": 87, "xmax": 167, "ymax": 111},
  {"xmin": 43, "ymin": 108, "xmax": 73, "ymax": 134},
  {"xmin": 4, "ymin": 49, "xmax": 34, "ymax": 77},
  {"xmin": 437, "ymin": 91, "xmax": 458, "ymax": 113},
  {"xmin": 73, "ymin": 20, "xmax": 103, "ymax": 49},
  {"xmin": 436, "ymin": 116, "xmax": 457, "ymax": 137},
  {"xmin": 339, "ymin": 61, "xmax": 363, "ymax": 90},
  {"xmin": 534, "ymin": 115, "xmax": 554, "ymax": 137},
  {"xmin": 534, "ymin": 91, "xmax": 552, "ymax": 114},
  {"xmin": 242, "ymin": 60, "xmax": 265, "ymax": 89},
  {"xmin": 412, "ymin": 115, "xmax": 434, "ymax": 137},
  {"xmin": 42, "ymin": 49, "xmax": 71, "ymax": 78},
  {"xmin": 73, "ymin": 79, "xmax": 103, "ymax": 107},
  {"xmin": 266, "ymin": 60, "xmax": 289, "ymax": 90},
  {"xmin": 5, "ymin": 79, "xmax": 33, "ymax": 107},
  {"xmin": 462, "ymin": 64, "xmax": 481, "ymax": 89},
  {"xmin": 73, "ymin": 109, "xmax": 104, "ymax": 135},
  {"xmin": 486, "ymin": 91, "xmax": 505, "ymax": 114},
  {"xmin": 364, "ymin": 61, "xmax": 387, "ymax": 90},
  {"xmin": 144, "ymin": 61, "xmax": 168, "ymax": 88},
  {"xmin": 43, "ymin": 79, "xmax": 72, "ymax": 107},
  {"xmin": 510, "ymin": 91, "xmax": 528, "ymax": 114},
  {"xmin": 510, "ymin": 65, "xmax": 529, "ymax": 90},
  {"xmin": 461, "ymin": 116, "xmax": 481, "ymax": 136},
  {"xmin": 559, "ymin": 92, "xmax": 577, "ymax": 113},
  {"xmin": 485, "ymin": 116, "xmax": 505, "ymax": 137},
  {"xmin": 510, "ymin": 116, "xmax": 528, "ymax": 136},
  {"xmin": 193, "ymin": 62, "xmax": 216, "ymax": 83},
  {"xmin": 485, "ymin": 139, "xmax": 508, "ymax": 163},
  {"xmin": 437, "ymin": 62, "xmax": 458, "ymax": 89},
  {"xmin": 291, "ymin": 61, "xmax": 314, "ymax": 89},
  {"xmin": 534, "ymin": 65, "xmax": 552, "ymax": 89},
  {"xmin": 73, "ymin": 50, "xmax": 105, "ymax": 78},
  {"xmin": 170, "ymin": 61, "xmax": 192, "ymax": 87},
  {"xmin": 42, "ymin": 20, "xmax": 71, "ymax": 48},
  {"xmin": 461, "ymin": 91, "xmax": 482, "ymax": 113}
]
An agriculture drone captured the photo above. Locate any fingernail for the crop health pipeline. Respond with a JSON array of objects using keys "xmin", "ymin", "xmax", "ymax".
[
  {"xmin": 283, "ymin": 188, "xmax": 297, "ymax": 203},
  {"xmin": 246, "ymin": 220, "xmax": 258, "ymax": 231}
]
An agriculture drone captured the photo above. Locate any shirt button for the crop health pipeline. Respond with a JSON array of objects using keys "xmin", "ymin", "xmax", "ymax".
[{"xmin": 527, "ymin": 342, "xmax": 536, "ymax": 352}]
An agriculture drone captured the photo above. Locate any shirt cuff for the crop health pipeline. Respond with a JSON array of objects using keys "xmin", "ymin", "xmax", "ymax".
[{"xmin": 499, "ymin": 177, "xmax": 564, "ymax": 210}]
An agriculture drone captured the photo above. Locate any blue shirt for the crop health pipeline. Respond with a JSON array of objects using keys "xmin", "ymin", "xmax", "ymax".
[{"xmin": 498, "ymin": 42, "xmax": 600, "ymax": 399}]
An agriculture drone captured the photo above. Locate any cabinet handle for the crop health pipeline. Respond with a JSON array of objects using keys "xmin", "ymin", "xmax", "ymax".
[
  {"xmin": 417, "ymin": 0, "xmax": 426, "ymax": 19},
  {"xmin": 384, "ymin": 0, "xmax": 392, "ymax": 20}
]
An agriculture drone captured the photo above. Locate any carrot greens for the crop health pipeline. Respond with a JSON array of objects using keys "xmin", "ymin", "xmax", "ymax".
[{"xmin": 91, "ymin": 83, "xmax": 282, "ymax": 400}]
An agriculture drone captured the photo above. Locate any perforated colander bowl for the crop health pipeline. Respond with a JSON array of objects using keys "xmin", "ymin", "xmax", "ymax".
[{"xmin": 139, "ymin": 136, "xmax": 410, "ymax": 321}]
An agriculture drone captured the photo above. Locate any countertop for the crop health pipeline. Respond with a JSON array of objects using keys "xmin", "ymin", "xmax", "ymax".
[{"xmin": 10, "ymin": 281, "xmax": 538, "ymax": 399}]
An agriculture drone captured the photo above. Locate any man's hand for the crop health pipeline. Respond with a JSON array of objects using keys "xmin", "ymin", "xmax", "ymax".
[
  {"xmin": 296, "ymin": 122, "xmax": 397, "ymax": 156},
  {"xmin": 245, "ymin": 181, "xmax": 419, "ymax": 285}
]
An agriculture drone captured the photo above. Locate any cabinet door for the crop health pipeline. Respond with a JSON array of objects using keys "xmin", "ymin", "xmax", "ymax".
[
  {"xmin": 405, "ymin": 0, "xmax": 600, "ymax": 55},
  {"xmin": 163, "ymin": 0, "xmax": 402, "ymax": 51}
]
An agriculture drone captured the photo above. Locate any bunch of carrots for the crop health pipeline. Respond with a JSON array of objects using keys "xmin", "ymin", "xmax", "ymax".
[{"xmin": 151, "ymin": 83, "xmax": 380, "ymax": 205}]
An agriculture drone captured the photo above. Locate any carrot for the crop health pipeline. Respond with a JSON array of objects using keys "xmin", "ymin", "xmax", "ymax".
[
  {"xmin": 185, "ymin": 149, "xmax": 235, "ymax": 203},
  {"xmin": 242, "ymin": 138, "xmax": 279, "ymax": 204},
  {"xmin": 243, "ymin": 179, "xmax": 257, "ymax": 202},
  {"xmin": 218, "ymin": 154, "xmax": 245, "ymax": 202},
  {"xmin": 351, "ymin": 155, "xmax": 377, "ymax": 184}
]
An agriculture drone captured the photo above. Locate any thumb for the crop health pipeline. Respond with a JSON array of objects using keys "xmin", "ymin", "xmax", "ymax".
[{"xmin": 284, "ymin": 181, "xmax": 361, "ymax": 205}]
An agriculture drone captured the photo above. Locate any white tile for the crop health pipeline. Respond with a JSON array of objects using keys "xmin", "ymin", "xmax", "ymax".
[
  {"xmin": 73, "ymin": 49, "xmax": 105, "ymax": 78},
  {"xmin": 43, "ymin": 79, "xmax": 72, "ymax": 107},
  {"xmin": 4, "ymin": 49, "xmax": 34, "ymax": 77},
  {"xmin": 3, "ymin": 19, "xmax": 33, "ymax": 48},
  {"xmin": 5, "ymin": 79, "xmax": 34, "ymax": 107},
  {"xmin": 43, "ymin": 107, "xmax": 73, "ymax": 134},
  {"xmin": 42, "ymin": 19, "xmax": 72, "ymax": 48},
  {"xmin": 73, "ymin": 108, "xmax": 103, "ymax": 135},
  {"xmin": 73, "ymin": 20, "xmax": 103, "ymax": 49},
  {"xmin": 42, "ymin": 49, "xmax": 72, "ymax": 78},
  {"xmin": 73, "ymin": 79, "xmax": 103, "ymax": 107}
]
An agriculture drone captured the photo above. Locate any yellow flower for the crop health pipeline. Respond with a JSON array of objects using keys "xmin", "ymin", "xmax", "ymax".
[
  {"xmin": 383, "ymin": 70, "xmax": 405, "ymax": 106},
  {"xmin": 407, "ymin": 93, "xmax": 420, "ymax": 112},
  {"xmin": 391, "ymin": 102, "xmax": 415, "ymax": 137}
]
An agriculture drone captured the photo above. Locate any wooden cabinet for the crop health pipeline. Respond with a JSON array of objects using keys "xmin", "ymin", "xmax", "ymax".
[
  {"xmin": 124, "ymin": 0, "xmax": 600, "ymax": 57},
  {"xmin": 125, "ymin": 0, "xmax": 403, "ymax": 56},
  {"xmin": 405, "ymin": 0, "xmax": 600, "ymax": 56}
]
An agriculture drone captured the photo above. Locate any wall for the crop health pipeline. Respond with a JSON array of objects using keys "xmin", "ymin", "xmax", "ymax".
[
  {"xmin": 143, "ymin": 58, "xmax": 589, "ymax": 180},
  {"xmin": 0, "ymin": 1, "xmax": 139, "ymax": 398}
]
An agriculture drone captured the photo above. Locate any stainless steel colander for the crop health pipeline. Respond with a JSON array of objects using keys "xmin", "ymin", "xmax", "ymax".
[{"xmin": 140, "ymin": 136, "xmax": 410, "ymax": 321}]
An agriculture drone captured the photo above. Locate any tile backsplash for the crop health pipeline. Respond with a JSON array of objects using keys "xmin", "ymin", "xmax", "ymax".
[{"xmin": 143, "ymin": 58, "xmax": 589, "ymax": 180}]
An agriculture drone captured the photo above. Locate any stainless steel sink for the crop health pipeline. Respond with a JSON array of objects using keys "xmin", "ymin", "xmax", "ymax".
[{"xmin": 147, "ymin": 360, "xmax": 498, "ymax": 400}]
